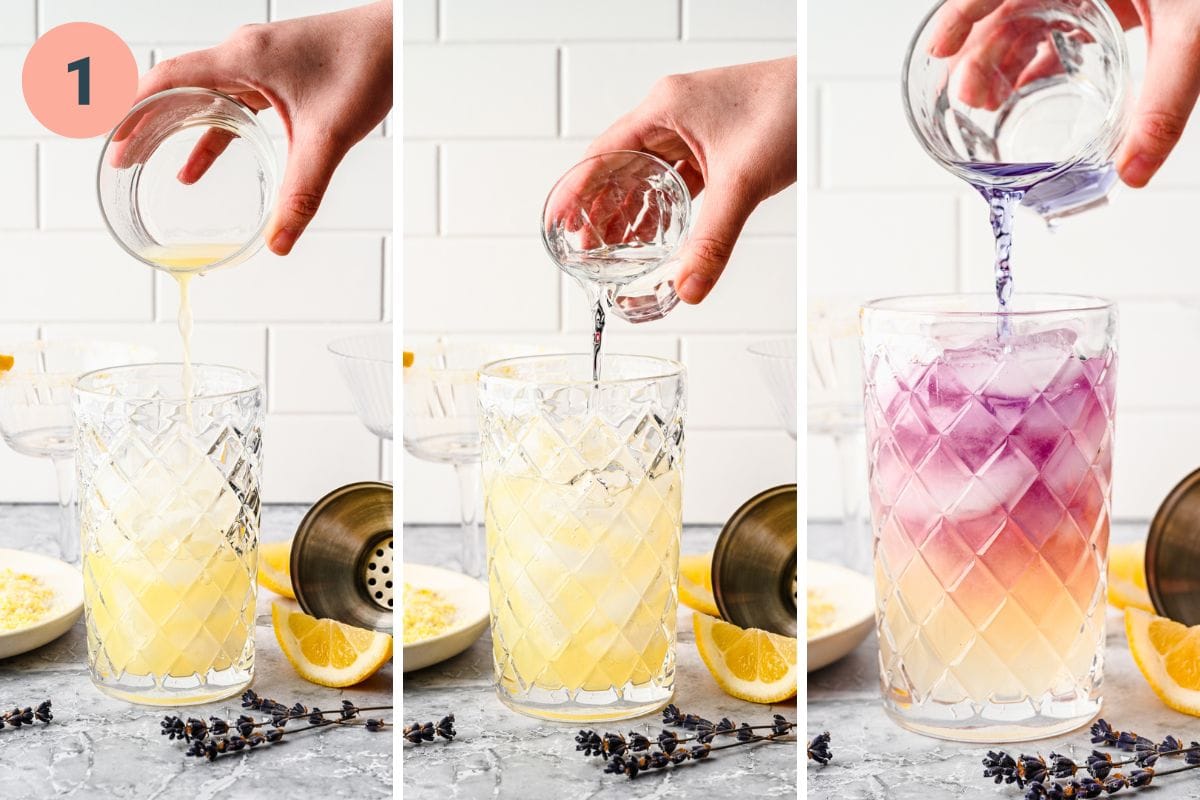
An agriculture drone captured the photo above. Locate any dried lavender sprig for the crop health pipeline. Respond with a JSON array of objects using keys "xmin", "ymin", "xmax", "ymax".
[
  {"xmin": 660, "ymin": 705, "xmax": 795, "ymax": 745},
  {"xmin": 577, "ymin": 720, "xmax": 794, "ymax": 760},
  {"xmin": 0, "ymin": 700, "xmax": 51, "ymax": 730},
  {"xmin": 808, "ymin": 732, "xmax": 832, "ymax": 765},
  {"xmin": 161, "ymin": 699, "xmax": 393, "ymax": 743},
  {"xmin": 184, "ymin": 717, "xmax": 390, "ymax": 761},
  {"xmin": 402, "ymin": 714, "xmax": 456, "ymax": 745},
  {"xmin": 1023, "ymin": 766, "xmax": 1163, "ymax": 799},
  {"xmin": 603, "ymin": 729, "xmax": 795, "ymax": 779}
]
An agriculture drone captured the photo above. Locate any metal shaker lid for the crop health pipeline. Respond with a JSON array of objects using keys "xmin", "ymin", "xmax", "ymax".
[
  {"xmin": 290, "ymin": 481, "xmax": 394, "ymax": 633},
  {"xmin": 712, "ymin": 484, "xmax": 797, "ymax": 638},
  {"xmin": 1147, "ymin": 466, "xmax": 1200, "ymax": 625}
]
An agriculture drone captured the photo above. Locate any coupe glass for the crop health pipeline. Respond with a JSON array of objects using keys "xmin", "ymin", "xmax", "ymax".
[
  {"xmin": 329, "ymin": 333, "xmax": 392, "ymax": 440},
  {"xmin": 862, "ymin": 293, "xmax": 1117, "ymax": 741},
  {"xmin": 403, "ymin": 340, "xmax": 542, "ymax": 578},
  {"xmin": 903, "ymin": 0, "xmax": 1130, "ymax": 224},
  {"xmin": 75, "ymin": 363, "xmax": 263, "ymax": 705},
  {"xmin": 0, "ymin": 340, "xmax": 153, "ymax": 563},
  {"xmin": 808, "ymin": 305, "xmax": 870, "ymax": 573},
  {"xmin": 479, "ymin": 354, "xmax": 685, "ymax": 722},
  {"xmin": 748, "ymin": 338, "xmax": 797, "ymax": 439}
]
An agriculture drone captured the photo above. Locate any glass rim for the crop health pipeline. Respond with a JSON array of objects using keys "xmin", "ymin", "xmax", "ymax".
[
  {"xmin": 73, "ymin": 362, "xmax": 262, "ymax": 402},
  {"xmin": 96, "ymin": 87, "xmax": 276, "ymax": 276},
  {"xmin": 746, "ymin": 337, "xmax": 797, "ymax": 360},
  {"xmin": 327, "ymin": 333, "xmax": 393, "ymax": 365},
  {"xmin": 478, "ymin": 352, "xmax": 685, "ymax": 387},
  {"xmin": 862, "ymin": 292, "xmax": 1115, "ymax": 317}
]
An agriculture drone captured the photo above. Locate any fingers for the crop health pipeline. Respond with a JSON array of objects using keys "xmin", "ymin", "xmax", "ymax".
[
  {"xmin": 929, "ymin": 0, "xmax": 1006, "ymax": 57},
  {"xmin": 1117, "ymin": 35, "xmax": 1200, "ymax": 188},
  {"xmin": 118, "ymin": 49, "xmax": 228, "ymax": 140},
  {"xmin": 178, "ymin": 128, "xmax": 237, "ymax": 184},
  {"xmin": 674, "ymin": 178, "xmax": 754, "ymax": 304},
  {"xmin": 266, "ymin": 130, "xmax": 349, "ymax": 255}
]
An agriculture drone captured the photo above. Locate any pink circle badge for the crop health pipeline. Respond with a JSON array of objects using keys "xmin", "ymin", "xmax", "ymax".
[{"xmin": 22, "ymin": 22, "xmax": 139, "ymax": 139}]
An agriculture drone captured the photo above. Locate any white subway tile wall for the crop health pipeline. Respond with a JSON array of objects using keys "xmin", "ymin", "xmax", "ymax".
[
  {"xmin": 0, "ymin": 1, "xmax": 390, "ymax": 503},
  {"xmin": 403, "ymin": 0, "xmax": 797, "ymax": 523},
  {"xmin": 808, "ymin": 1, "xmax": 1198, "ymax": 521}
]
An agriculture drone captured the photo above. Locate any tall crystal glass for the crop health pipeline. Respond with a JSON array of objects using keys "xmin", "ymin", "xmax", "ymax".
[
  {"xmin": 862, "ymin": 294, "xmax": 1117, "ymax": 741},
  {"xmin": 74, "ymin": 364, "xmax": 264, "ymax": 705},
  {"xmin": 479, "ymin": 354, "xmax": 685, "ymax": 722}
]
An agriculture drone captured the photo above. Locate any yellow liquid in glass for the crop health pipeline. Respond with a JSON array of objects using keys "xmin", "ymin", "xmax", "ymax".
[
  {"xmin": 488, "ymin": 466, "xmax": 680, "ymax": 707},
  {"xmin": 82, "ymin": 438, "xmax": 256, "ymax": 702}
]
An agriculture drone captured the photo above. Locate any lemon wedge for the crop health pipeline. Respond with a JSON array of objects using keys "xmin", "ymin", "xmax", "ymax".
[
  {"xmin": 0, "ymin": 354, "xmax": 12, "ymax": 373},
  {"xmin": 678, "ymin": 552, "xmax": 720, "ymax": 617},
  {"xmin": 403, "ymin": 351, "xmax": 414, "ymax": 367},
  {"xmin": 1126, "ymin": 607, "xmax": 1200, "ymax": 716},
  {"xmin": 272, "ymin": 603, "xmax": 392, "ymax": 688},
  {"xmin": 1108, "ymin": 541, "xmax": 1152, "ymax": 612},
  {"xmin": 257, "ymin": 540, "xmax": 295, "ymax": 599},
  {"xmin": 693, "ymin": 611, "xmax": 797, "ymax": 703}
]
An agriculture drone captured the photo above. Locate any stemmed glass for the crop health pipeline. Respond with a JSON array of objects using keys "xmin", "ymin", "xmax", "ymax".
[
  {"xmin": 0, "ymin": 340, "xmax": 153, "ymax": 563},
  {"xmin": 747, "ymin": 338, "xmax": 797, "ymax": 439},
  {"xmin": 329, "ymin": 333, "xmax": 393, "ymax": 441},
  {"xmin": 807, "ymin": 305, "xmax": 870, "ymax": 573},
  {"xmin": 403, "ymin": 340, "xmax": 540, "ymax": 579}
]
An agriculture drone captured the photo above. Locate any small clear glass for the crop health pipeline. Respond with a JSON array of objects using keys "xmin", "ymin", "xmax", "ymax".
[
  {"xmin": 903, "ymin": 0, "xmax": 1130, "ymax": 223},
  {"xmin": 862, "ymin": 293, "xmax": 1117, "ymax": 741},
  {"xmin": 329, "ymin": 333, "xmax": 393, "ymax": 440},
  {"xmin": 75, "ymin": 363, "xmax": 264, "ymax": 705},
  {"xmin": 479, "ymin": 354, "xmax": 685, "ymax": 722},
  {"xmin": 97, "ymin": 88, "xmax": 278, "ymax": 275},
  {"xmin": 542, "ymin": 151, "xmax": 691, "ymax": 322},
  {"xmin": 0, "ymin": 340, "xmax": 153, "ymax": 563}
]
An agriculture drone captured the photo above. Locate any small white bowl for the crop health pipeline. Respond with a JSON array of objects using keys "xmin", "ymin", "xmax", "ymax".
[
  {"xmin": 0, "ymin": 549, "xmax": 83, "ymax": 660},
  {"xmin": 807, "ymin": 559, "xmax": 875, "ymax": 672},
  {"xmin": 402, "ymin": 563, "xmax": 489, "ymax": 673}
]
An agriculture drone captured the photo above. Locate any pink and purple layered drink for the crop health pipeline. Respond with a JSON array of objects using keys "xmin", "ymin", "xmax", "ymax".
[{"xmin": 862, "ymin": 295, "xmax": 1117, "ymax": 741}]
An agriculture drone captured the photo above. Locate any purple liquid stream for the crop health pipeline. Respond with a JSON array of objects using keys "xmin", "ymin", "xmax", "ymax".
[{"xmin": 959, "ymin": 161, "xmax": 1115, "ymax": 333}]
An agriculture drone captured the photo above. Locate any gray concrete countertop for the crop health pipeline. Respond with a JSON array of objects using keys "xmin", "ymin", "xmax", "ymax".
[
  {"xmin": 402, "ymin": 523, "xmax": 799, "ymax": 799},
  {"xmin": 808, "ymin": 521, "xmax": 1187, "ymax": 800},
  {"xmin": 0, "ymin": 504, "xmax": 393, "ymax": 799}
]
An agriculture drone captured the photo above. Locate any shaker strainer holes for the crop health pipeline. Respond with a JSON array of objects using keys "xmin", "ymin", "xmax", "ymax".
[{"xmin": 361, "ymin": 534, "xmax": 394, "ymax": 611}]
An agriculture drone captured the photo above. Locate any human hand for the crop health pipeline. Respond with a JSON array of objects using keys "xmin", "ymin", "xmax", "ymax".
[
  {"xmin": 125, "ymin": 0, "xmax": 392, "ymax": 255},
  {"xmin": 583, "ymin": 56, "xmax": 797, "ymax": 304},
  {"xmin": 928, "ymin": 0, "xmax": 1200, "ymax": 189}
]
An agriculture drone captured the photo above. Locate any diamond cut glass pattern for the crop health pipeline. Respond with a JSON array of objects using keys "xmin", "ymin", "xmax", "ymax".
[
  {"xmin": 862, "ymin": 295, "xmax": 1117, "ymax": 742},
  {"xmin": 75, "ymin": 364, "xmax": 263, "ymax": 706},
  {"xmin": 479, "ymin": 354, "xmax": 685, "ymax": 722}
]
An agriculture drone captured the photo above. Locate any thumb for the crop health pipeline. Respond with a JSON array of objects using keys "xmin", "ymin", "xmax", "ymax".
[
  {"xmin": 1117, "ymin": 35, "xmax": 1200, "ymax": 188},
  {"xmin": 267, "ymin": 130, "xmax": 349, "ymax": 255},
  {"xmin": 675, "ymin": 178, "xmax": 754, "ymax": 304}
]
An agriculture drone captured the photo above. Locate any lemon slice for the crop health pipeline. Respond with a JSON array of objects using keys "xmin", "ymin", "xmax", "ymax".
[
  {"xmin": 403, "ymin": 351, "xmax": 414, "ymax": 367},
  {"xmin": 272, "ymin": 603, "xmax": 393, "ymax": 688},
  {"xmin": 0, "ymin": 354, "xmax": 12, "ymax": 373},
  {"xmin": 1126, "ymin": 607, "xmax": 1200, "ymax": 715},
  {"xmin": 679, "ymin": 552, "xmax": 720, "ymax": 617},
  {"xmin": 257, "ymin": 540, "xmax": 295, "ymax": 599},
  {"xmin": 693, "ymin": 611, "xmax": 797, "ymax": 703},
  {"xmin": 1108, "ymin": 541, "xmax": 1152, "ymax": 612}
]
